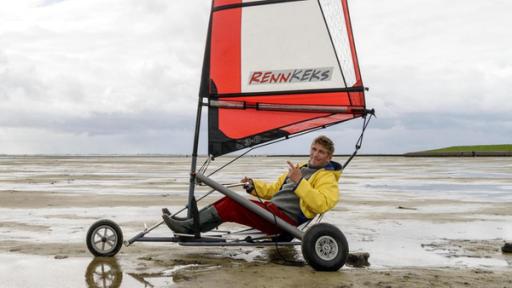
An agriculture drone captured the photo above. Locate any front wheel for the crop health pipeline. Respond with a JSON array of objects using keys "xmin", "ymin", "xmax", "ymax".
[
  {"xmin": 301, "ymin": 223, "xmax": 348, "ymax": 271},
  {"xmin": 86, "ymin": 219, "xmax": 123, "ymax": 257}
]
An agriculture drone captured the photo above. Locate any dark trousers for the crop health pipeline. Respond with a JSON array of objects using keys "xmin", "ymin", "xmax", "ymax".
[{"xmin": 213, "ymin": 197, "xmax": 297, "ymax": 235}]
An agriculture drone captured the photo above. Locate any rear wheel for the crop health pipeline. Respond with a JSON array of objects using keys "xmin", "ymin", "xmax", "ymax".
[
  {"xmin": 86, "ymin": 219, "xmax": 123, "ymax": 257},
  {"xmin": 301, "ymin": 223, "xmax": 348, "ymax": 271}
]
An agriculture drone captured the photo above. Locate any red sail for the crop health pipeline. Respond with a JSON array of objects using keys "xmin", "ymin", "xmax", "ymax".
[{"xmin": 206, "ymin": 0, "xmax": 366, "ymax": 157}]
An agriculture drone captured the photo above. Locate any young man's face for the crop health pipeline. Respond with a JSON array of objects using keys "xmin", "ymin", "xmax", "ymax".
[{"xmin": 309, "ymin": 143, "xmax": 332, "ymax": 167}]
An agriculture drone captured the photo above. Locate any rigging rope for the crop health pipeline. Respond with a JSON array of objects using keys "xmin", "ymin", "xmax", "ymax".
[
  {"xmin": 342, "ymin": 110, "xmax": 375, "ymax": 170},
  {"xmin": 204, "ymin": 110, "xmax": 375, "ymax": 177},
  {"xmin": 196, "ymin": 156, "xmax": 212, "ymax": 185}
]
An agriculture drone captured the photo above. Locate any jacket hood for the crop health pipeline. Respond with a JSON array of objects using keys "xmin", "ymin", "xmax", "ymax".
[
  {"xmin": 302, "ymin": 160, "xmax": 342, "ymax": 181},
  {"xmin": 325, "ymin": 160, "xmax": 342, "ymax": 181},
  {"xmin": 302, "ymin": 160, "xmax": 342, "ymax": 171},
  {"xmin": 324, "ymin": 160, "xmax": 342, "ymax": 171}
]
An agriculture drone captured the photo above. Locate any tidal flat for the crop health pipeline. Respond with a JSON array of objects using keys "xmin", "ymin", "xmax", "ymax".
[{"xmin": 0, "ymin": 155, "xmax": 511, "ymax": 287}]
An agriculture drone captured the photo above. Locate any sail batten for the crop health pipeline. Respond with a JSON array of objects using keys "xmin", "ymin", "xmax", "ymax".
[
  {"xmin": 207, "ymin": 0, "xmax": 366, "ymax": 157},
  {"xmin": 210, "ymin": 99, "xmax": 365, "ymax": 114}
]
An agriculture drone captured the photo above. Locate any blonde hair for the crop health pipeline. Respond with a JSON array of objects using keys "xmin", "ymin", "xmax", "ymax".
[{"xmin": 312, "ymin": 135, "xmax": 335, "ymax": 155}]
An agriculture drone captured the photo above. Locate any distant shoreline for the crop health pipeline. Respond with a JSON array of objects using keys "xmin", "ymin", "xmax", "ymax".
[
  {"xmin": 0, "ymin": 153, "xmax": 510, "ymax": 157},
  {"xmin": 1, "ymin": 144, "xmax": 512, "ymax": 158},
  {"xmin": 272, "ymin": 153, "xmax": 512, "ymax": 157},
  {"xmin": 404, "ymin": 144, "xmax": 512, "ymax": 157},
  {"xmin": 404, "ymin": 151, "xmax": 512, "ymax": 157}
]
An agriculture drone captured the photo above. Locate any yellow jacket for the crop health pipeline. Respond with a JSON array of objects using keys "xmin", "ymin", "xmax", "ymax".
[{"xmin": 251, "ymin": 161, "xmax": 342, "ymax": 219}]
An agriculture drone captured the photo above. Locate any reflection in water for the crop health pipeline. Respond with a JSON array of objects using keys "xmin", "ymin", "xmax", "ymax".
[
  {"xmin": 85, "ymin": 257, "xmax": 179, "ymax": 287},
  {"xmin": 127, "ymin": 273, "xmax": 155, "ymax": 287},
  {"xmin": 505, "ymin": 254, "xmax": 512, "ymax": 267},
  {"xmin": 85, "ymin": 257, "xmax": 123, "ymax": 288}
]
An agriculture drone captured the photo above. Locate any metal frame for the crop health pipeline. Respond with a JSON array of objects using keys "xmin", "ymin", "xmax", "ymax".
[{"xmin": 124, "ymin": 173, "xmax": 305, "ymax": 246}]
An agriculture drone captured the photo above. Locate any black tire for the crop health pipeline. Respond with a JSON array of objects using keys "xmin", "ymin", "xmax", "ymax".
[
  {"xmin": 86, "ymin": 219, "xmax": 123, "ymax": 257},
  {"xmin": 301, "ymin": 223, "xmax": 349, "ymax": 271}
]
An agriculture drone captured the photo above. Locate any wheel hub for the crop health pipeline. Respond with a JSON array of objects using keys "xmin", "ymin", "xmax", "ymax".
[
  {"xmin": 91, "ymin": 225, "xmax": 117, "ymax": 253},
  {"xmin": 315, "ymin": 235, "xmax": 338, "ymax": 261}
]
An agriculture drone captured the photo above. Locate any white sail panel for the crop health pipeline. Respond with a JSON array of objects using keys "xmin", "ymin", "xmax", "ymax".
[
  {"xmin": 240, "ymin": 0, "xmax": 346, "ymax": 93},
  {"xmin": 320, "ymin": 0, "xmax": 357, "ymax": 87}
]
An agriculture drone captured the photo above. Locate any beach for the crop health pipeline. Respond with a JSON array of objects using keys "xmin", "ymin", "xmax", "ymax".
[{"xmin": 0, "ymin": 155, "xmax": 511, "ymax": 287}]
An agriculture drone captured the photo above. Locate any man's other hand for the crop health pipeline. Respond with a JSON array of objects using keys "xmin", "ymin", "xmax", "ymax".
[{"xmin": 241, "ymin": 176, "xmax": 254, "ymax": 193}]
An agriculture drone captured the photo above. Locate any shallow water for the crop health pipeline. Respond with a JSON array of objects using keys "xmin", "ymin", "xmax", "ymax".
[
  {"xmin": 0, "ymin": 156, "xmax": 511, "ymax": 287},
  {"xmin": 342, "ymin": 157, "xmax": 512, "ymax": 202},
  {"xmin": 1, "ymin": 155, "xmax": 511, "ymax": 200},
  {"xmin": 0, "ymin": 254, "xmax": 177, "ymax": 287}
]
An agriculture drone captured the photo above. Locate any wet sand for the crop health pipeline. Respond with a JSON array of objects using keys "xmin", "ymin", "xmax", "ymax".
[{"xmin": 0, "ymin": 156, "xmax": 511, "ymax": 287}]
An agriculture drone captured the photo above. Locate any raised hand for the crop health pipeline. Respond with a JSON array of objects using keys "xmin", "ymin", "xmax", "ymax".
[{"xmin": 287, "ymin": 161, "xmax": 302, "ymax": 183}]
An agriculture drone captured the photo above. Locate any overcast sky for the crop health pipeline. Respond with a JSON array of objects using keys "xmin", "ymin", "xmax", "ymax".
[{"xmin": 0, "ymin": 0, "xmax": 511, "ymax": 155}]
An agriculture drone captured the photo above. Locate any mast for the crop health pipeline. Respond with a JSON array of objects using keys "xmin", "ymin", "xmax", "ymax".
[{"xmin": 187, "ymin": 3, "xmax": 213, "ymax": 217}]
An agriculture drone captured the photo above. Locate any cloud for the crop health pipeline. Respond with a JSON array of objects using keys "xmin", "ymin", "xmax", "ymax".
[
  {"xmin": 0, "ymin": 0, "xmax": 510, "ymax": 154},
  {"xmin": 354, "ymin": 0, "xmax": 512, "ymax": 112},
  {"xmin": 0, "ymin": 0, "xmax": 209, "ymax": 113}
]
